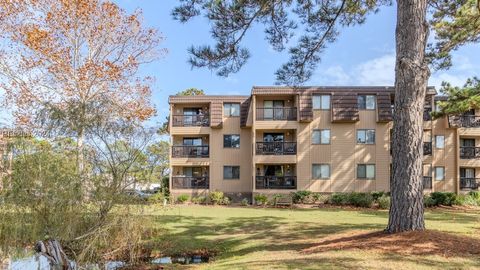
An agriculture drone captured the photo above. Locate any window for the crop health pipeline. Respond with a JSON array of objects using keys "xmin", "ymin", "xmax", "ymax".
[
  {"xmin": 435, "ymin": 135, "xmax": 445, "ymax": 149},
  {"xmin": 183, "ymin": 138, "xmax": 202, "ymax": 146},
  {"xmin": 357, "ymin": 129, "xmax": 375, "ymax": 144},
  {"xmin": 224, "ymin": 166, "xmax": 240, "ymax": 179},
  {"xmin": 312, "ymin": 129, "xmax": 330, "ymax": 144},
  {"xmin": 358, "ymin": 95, "xmax": 376, "ymax": 110},
  {"xmin": 224, "ymin": 103, "xmax": 240, "ymax": 117},
  {"xmin": 312, "ymin": 164, "xmax": 330, "ymax": 179},
  {"xmin": 224, "ymin": 135, "xmax": 240, "ymax": 148},
  {"xmin": 435, "ymin": 167, "xmax": 445, "ymax": 181},
  {"xmin": 313, "ymin": 95, "xmax": 331, "ymax": 110},
  {"xmin": 357, "ymin": 164, "xmax": 375, "ymax": 179}
]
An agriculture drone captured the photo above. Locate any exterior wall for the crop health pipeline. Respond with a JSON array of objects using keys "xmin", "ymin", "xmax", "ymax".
[
  {"xmin": 169, "ymin": 90, "xmax": 473, "ymax": 198},
  {"xmin": 430, "ymin": 117, "xmax": 457, "ymax": 192},
  {"xmin": 209, "ymin": 116, "xmax": 252, "ymax": 193}
]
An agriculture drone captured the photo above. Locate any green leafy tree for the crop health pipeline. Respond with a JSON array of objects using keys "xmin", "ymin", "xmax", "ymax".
[
  {"xmin": 432, "ymin": 78, "xmax": 480, "ymax": 118},
  {"xmin": 429, "ymin": 0, "xmax": 480, "ymax": 69},
  {"xmin": 172, "ymin": 0, "xmax": 478, "ymax": 232}
]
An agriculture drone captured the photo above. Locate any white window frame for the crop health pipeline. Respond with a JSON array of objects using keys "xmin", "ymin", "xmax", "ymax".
[
  {"xmin": 357, "ymin": 129, "xmax": 375, "ymax": 144},
  {"xmin": 435, "ymin": 166, "xmax": 445, "ymax": 181},
  {"xmin": 313, "ymin": 95, "xmax": 331, "ymax": 110},
  {"xmin": 435, "ymin": 135, "xmax": 445, "ymax": 149},
  {"xmin": 312, "ymin": 164, "xmax": 330, "ymax": 179},
  {"xmin": 224, "ymin": 103, "xmax": 240, "ymax": 117}
]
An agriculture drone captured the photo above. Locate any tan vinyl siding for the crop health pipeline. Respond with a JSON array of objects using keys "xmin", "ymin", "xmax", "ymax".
[{"xmin": 169, "ymin": 86, "xmax": 471, "ymax": 198}]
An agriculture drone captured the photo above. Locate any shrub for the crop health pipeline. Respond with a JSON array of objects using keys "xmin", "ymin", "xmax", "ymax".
[
  {"xmin": 424, "ymin": 195, "xmax": 436, "ymax": 207},
  {"xmin": 469, "ymin": 191, "xmax": 480, "ymax": 200},
  {"xmin": 148, "ymin": 192, "xmax": 165, "ymax": 204},
  {"xmin": 254, "ymin": 194, "xmax": 269, "ymax": 206},
  {"xmin": 292, "ymin": 190, "xmax": 313, "ymax": 204},
  {"xmin": 312, "ymin": 193, "xmax": 330, "ymax": 203},
  {"xmin": 192, "ymin": 196, "xmax": 207, "ymax": 204},
  {"xmin": 241, "ymin": 198, "xmax": 250, "ymax": 206},
  {"xmin": 430, "ymin": 192, "xmax": 456, "ymax": 206},
  {"xmin": 222, "ymin": 196, "xmax": 231, "ymax": 205},
  {"xmin": 377, "ymin": 195, "xmax": 390, "ymax": 209},
  {"xmin": 329, "ymin": 193, "xmax": 374, "ymax": 208},
  {"xmin": 348, "ymin": 192, "xmax": 374, "ymax": 208},
  {"xmin": 329, "ymin": 193, "xmax": 349, "ymax": 205},
  {"xmin": 455, "ymin": 193, "xmax": 479, "ymax": 206},
  {"xmin": 209, "ymin": 190, "xmax": 224, "ymax": 205},
  {"xmin": 371, "ymin": 191, "xmax": 385, "ymax": 201},
  {"xmin": 177, "ymin": 194, "xmax": 189, "ymax": 204}
]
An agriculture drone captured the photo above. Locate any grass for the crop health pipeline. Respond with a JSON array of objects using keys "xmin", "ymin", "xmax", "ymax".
[{"xmin": 140, "ymin": 205, "xmax": 480, "ymax": 269}]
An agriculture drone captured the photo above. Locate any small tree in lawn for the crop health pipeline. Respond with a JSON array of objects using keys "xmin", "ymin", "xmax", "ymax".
[
  {"xmin": 0, "ymin": 0, "xmax": 164, "ymax": 175},
  {"xmin": 172, "ymin": 0, "xmax": 479, "ymax": 232}
]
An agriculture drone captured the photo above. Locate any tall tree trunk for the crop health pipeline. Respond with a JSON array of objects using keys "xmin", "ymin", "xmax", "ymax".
[{"xmin": 386, "ymin": 0, "xmax": 430, "ymax": 233}]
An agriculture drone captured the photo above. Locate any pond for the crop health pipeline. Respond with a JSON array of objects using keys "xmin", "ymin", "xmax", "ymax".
[{"xmin": 7, "ymin": 254, "xmax": 211, "ymax": 269}]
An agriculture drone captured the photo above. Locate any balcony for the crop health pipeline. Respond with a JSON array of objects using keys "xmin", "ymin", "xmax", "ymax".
[
  {"xmin": 423, "ymin": 176, "xmax": 432, "ymax": 189},
  {"xmin": 172, "ymin": 176, "xmax": 209, "ymax": 189},
  {"xmin": 172, "ymin": 145, "xmax": 209, "ymax": 158},
  {"xmin": 449, "ymin": 115, "xmax": 480, "ymax": 128},
  {"xmin": 423, "ymin": 142, "xmax": 432, "ymax": 155},
  {"xmin": 256, "ymin": 107, "xmax": 297, "ymax": 121},
  {"xmin": 255, "ymin": 142, "xmax": 297, "ymax": 155},
  {"xmin": 172, "ymin": 114, "xmax": 210, "ymax": 127},
  {"xmin": 460, "ymin": 177, "xmax": 480, "ymax": 190},
  {"xmin": 460, "ymin": 146, "xmax": 480, "ymax": 159},
  {"xmin": 255, "ymin": 175, "xmax": 296, "ymax": 189},
  {"xmin": 423, "ymin": 108, "xmax": 432, "ymax": 121}
]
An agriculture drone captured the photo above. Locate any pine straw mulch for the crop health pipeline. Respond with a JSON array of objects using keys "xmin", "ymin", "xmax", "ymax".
[{"xmin": 302, "ymin": 229, "xmax": 480, "ymax": 257}]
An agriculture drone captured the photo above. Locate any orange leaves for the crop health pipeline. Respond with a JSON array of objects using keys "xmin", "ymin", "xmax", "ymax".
[{"xmin": 0, "ymin": 0, "xmax": 164, "ymax": 130}]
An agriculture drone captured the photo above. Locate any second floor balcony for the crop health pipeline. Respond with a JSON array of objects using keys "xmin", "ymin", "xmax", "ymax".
[
  {"xmin": 449, "ymin": 115, "xmax": 480, "ymax": 128},
  {"xmin": 172, "ymin": 176, "xmax": 209, "ymax": 189},
  {"xmin": 256, "ymin": 107, "xmax": 297, "ymax": 121},
  {"xmin": 423, "ymin": 142, "xmax": 432, "ymax": 155},
  {"xmin": 172, "ymin": 114, "xmax": 210, "ymax": 127},
  {"xmin": 460, "ymin": 146, "xmax": 480, "ymax": 159},
  {"xmin": 172, "ymin": 145, "xmax": 209, "ymax": 158},
  {"xmin": 255, "ymin": 142, "xmax": 297, "ymax": 155}
]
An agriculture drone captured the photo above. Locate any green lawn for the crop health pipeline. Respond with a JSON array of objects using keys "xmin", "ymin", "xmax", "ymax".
[{"xmin": 143, "ymin": 205, "xmax": 480, "ymax": 270}]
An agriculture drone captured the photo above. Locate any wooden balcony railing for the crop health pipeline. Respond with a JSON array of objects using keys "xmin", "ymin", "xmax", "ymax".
[
  {"xmin": 423, "ymin": 142, "xmax": 432, "ymax": 155},
  {"xmin": 423, "ymin": 176, "xmax": 432, "ymax": 189},
  {"xmin": 449, "ymin": 115, "xmax": 480, "ymax": 128},
  {"xmin": 255, "ymin": 142, "xmax": 297, "ymax": 155},
  {"xmin": 256, "ymin": 107, "xmax": 297, "ymax": 121},
  {"xmin": 172, "ymin": 145, "xmax": 209, "ymax": 158},
  {"xmin": 172, "ymin": 176, "xmax": 209, "ymax": 189},
  {"xmin": 460, "ymin": 177, "xmax": 480, "ymax": 190},
  {"xmin": 459, "ymin": 146, "xmax": 480, "ymax": 159},
  {"xmin": 172, "ymin": 114, "xmax": 210, "ymax": 127},
  {"xmin": 255, "ymin": 176, "xmax": 296, "ymax": 189}
]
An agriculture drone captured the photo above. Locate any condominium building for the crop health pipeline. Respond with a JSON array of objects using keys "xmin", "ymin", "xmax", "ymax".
[{"xmin": 168, "ymin": 86, "xmax": 479, "ymax": 201}]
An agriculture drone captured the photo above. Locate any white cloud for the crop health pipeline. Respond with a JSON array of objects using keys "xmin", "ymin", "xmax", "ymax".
[
  {"xmin": 355, "ymin": 54, "xmax": 395, "ymax": 86},
  {"xmin": 429, "ymin": 73, "xmax": 469, "ymax": 89},
  {"xmin": 314, "ymin": 52, "xmax": 478, "ymax": 89},
  {"xmin": 312, "ymin": 65, "xmax": 351, "ymax": 85}
]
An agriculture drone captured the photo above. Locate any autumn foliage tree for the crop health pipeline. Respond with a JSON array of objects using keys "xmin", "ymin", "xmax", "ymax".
[{"xmin": 0, "ymin": 0, "xmax": 165, "ymax": 172}]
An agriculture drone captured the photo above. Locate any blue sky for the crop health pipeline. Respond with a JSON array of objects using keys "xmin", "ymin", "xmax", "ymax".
[
  {"xmin": 0, "ymin": 1, "xmax": 476, "ymax": 129},
  {"xmin": 118, "ymin": 1, "xmax": 480, "ymax": 126}
]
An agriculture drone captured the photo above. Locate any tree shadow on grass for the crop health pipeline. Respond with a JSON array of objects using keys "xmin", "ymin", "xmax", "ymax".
[
  {"xmin": 146, "ymin": 213, "xmax": 386, "ymax": 261},
  {"xmin": 303, "ymin": 230, "xmax": 480, "ymax": 258}
]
